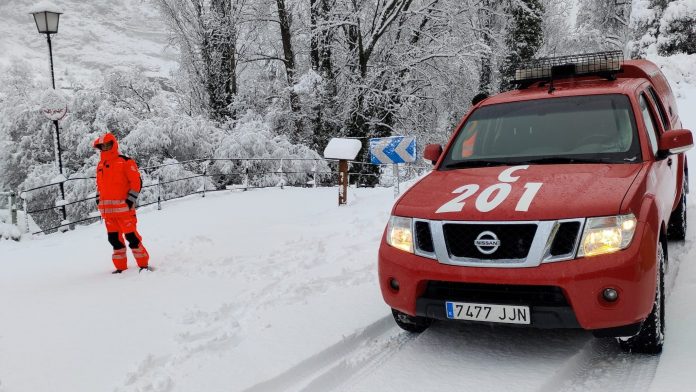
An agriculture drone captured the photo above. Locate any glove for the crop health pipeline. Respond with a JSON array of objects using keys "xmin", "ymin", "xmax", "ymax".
[{"xmin": 126, "ymin": 199, "xmax": 134, "ymax": 209}]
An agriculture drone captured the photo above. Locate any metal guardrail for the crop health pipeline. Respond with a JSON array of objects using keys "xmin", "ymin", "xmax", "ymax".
[{"xmin": 18, "ymin": 157, "xmax": 429, "ymax": 235}]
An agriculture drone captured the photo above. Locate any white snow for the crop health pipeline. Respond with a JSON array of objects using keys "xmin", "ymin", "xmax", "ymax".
[
  {"xmin": 0, "ymin": 221, "xmax": 21, "ymax": 241},
  {"xmin": 39, "ymin": 88, "xmax": 68, "ymax": 111},
  {"xmin": 28, "ymin": 1, "xmax": 62, "ymax": 14},
  {"xmin": 0, "ymin": 186, "xmax": 394, "ymax": 391},
  {"xmin": 1, "ymin": 54, "xmax": 696, "ymax": 392},
  {"xmin": 323, "ymin": 138, "xmax": 363, "ymax": 160},
  {"xmin": 648, "ymin": 56, "xmax": 696, "ymax": 392},
  {"xmin": 292, "ymin": 70, "xmax": 322, "ymax": 95},
  {"xmin": 50, "ymin": 174, "xmax": 67, "ymax": 184},
  {"xmin": 1, "ymin": 0, "xmax": 178, "ymax": 84}
]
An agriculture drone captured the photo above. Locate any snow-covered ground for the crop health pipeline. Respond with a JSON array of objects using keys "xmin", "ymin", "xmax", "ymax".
[
  {"xmin": 2, "ymin": 56, "xmax": 696, "ymax": 391},
  {"xmin": 0, "ymin": 0, "xmax": 176, "ymax": 84}
]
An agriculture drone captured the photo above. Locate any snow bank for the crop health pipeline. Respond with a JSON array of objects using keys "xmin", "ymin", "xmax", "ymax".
[
  {"xmin": 0, "ymin": 222, "xmax": 20, "ymax": 241},
  {"xmin": 0, "ymin": 209, "xmax": 21, "ymax": 241},
  {"xmin": 649, "ymin": 53, "xmax": 696, "ymax": 392},
  {"xmin": 650, "ymin": 53, "xmax": 696, "ymax": 99}
]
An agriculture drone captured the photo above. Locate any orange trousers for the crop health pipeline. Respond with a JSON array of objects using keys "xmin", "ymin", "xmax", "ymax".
[{"xmin": 105, "ymin": 216, "xmax": 149, "ymax": 270}]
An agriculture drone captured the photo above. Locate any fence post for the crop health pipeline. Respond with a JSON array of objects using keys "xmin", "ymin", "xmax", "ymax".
[
  {"xmin": 9, "ymin": 191, "xmax": 17, "ymax": 225},
  {"xmin": 338, "ymin": 159, "xmax": 348, "ymax": 205},
  {"xmin": 157, "ymin": 176, "xmax": 162, "ymax": 211},
  {"xmin": 393, "ymin": 164, "xmax": 400, "ymax": 199},
  {"xmin": 243, "ymin": 163, "xmax": 249, "ymax": 191},
  {"xmin": 22, "ymin": 193, "xmax": 30, "ymax": 234},
  {"xmin": 312, "ymin": 162, "xmax": 317, "ymax": 188},
  {"xmin": 202, "ymin": 165, "xmax": 207, "ymax": 198},
  {"xmin": 277, "ymin": 159, "xmax": 285, "ymax": 189}
]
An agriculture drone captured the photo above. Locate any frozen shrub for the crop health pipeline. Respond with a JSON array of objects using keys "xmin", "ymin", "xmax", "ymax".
[{"xmin": 657, "ymin": 0, "xmax": 696, "ymax": 55}]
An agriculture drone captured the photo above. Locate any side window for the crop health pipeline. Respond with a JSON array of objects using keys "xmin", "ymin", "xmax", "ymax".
[
  {"xmin": 639, "ymin": 94, "xmax": 660, "ymax": 156},
  {"xmin": 647, "ymin": 86, "xmax": 670, "ymax": 130}
]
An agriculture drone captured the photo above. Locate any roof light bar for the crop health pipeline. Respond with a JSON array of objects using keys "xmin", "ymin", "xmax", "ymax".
[{"xmin": 513, "ymin": 50, "xmax": 624, "ymax": 84}]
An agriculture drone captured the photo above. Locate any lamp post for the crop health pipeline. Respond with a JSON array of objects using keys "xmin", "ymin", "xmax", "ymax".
[{"xmin": 31, "ymin": 10, "xmax": 67, "ymax": 222}]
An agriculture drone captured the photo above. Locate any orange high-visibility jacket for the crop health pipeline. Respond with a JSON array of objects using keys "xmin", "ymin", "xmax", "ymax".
[{"xmin": 93, "ymin": 133, "xmax": 142, "ymax": 218}]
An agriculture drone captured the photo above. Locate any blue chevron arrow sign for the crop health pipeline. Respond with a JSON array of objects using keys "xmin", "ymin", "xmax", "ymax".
[{"xmin": 369, "ymin": 136, "xmax": 417, "ymax": 165}]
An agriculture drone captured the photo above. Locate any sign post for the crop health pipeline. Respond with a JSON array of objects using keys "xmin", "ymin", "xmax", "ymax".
[
  {"xmin": 40, "ymin": 89, "xmax": 69, "ymax": 223},
  {"xmin": 324, "ymin": 138, "xmax": 362, "ymax": 206},
  {"xmin": 369, "ymin": 136, "xmax": 416, "ymax": 198}
]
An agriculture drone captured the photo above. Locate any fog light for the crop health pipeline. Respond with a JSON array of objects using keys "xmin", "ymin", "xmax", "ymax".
[
  {"xmin": 603, "ymin": 288, "xmax": 619, "ymax": 302},
  {"xmin": 389, "ymin": 278, "xmax": 400, "ymax": 291}
]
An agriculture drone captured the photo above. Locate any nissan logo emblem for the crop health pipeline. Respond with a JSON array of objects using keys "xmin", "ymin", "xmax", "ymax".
[{"xmin": 474, "ymin": 231, "xmax": 501, "ymax": 254}]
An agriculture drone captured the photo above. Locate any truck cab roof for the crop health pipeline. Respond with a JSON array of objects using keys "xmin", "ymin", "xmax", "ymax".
[{"xmin": 478, "ymin": 59, "xmax": 679, "ymax": 126}]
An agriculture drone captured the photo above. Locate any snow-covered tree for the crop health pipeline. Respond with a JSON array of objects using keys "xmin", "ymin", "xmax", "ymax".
[
  {"xmin": 657, "ymin": 0, "xmax": 696, "ymax": 55},
  {"xmin": 629, "ymin": 0, "xmax": 668, "ymax": 57},
  {"xmin": 500, "ymin": 0, "xmax": 544, "ymax": 91},
  {"xmin": 538, "ymin": 0, "xmax": 574, "ymax": 56},
  {"xmin": 155, "ymin": 0, "xmax": 244, "ymax": 120},
  {"xmin": 574, "ymin": 0, "xmax": 632, "ymax": 51}
]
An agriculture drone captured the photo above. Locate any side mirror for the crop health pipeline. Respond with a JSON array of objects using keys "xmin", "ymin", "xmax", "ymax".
[
  {"xmin": 423, "ymin": 144, "xmax": 443, "ymax": 164},
  {"xmin": 658, "ymin": 129, "xmax": 693, "ymax": 156}
]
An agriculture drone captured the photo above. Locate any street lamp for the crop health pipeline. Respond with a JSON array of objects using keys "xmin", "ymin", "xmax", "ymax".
[{"xmin": 31, "ymin": 9, "xmax": 67, "ymax": 222}]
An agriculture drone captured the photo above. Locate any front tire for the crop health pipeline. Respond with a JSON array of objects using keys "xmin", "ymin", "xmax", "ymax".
[
  {"xmin": 392, "ymin": 308, "xmax": 432, "ymax": 333},
  {"xmin": 619, "ymin": 240, "xmax": 665, "ymax": 354},
  {"xmin": 668, "ymin": 179, "xmax": 687, "ymax": 240}
]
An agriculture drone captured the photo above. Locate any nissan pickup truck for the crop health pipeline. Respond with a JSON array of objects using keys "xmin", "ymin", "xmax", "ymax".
[{"xmin": 378, "ymin": 51, "xmax": 693, "ymax": 354}]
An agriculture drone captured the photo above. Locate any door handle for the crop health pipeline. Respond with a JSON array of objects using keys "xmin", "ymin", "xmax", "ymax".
[{"xmin": 667, "ymin": 158, "xmax": 673, "ymax": 167}]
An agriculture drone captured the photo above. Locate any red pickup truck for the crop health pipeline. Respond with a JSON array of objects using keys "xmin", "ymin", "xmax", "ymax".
[{"xmin": 378, "ymin": 51, "xmax": 693, "ymax": 354}]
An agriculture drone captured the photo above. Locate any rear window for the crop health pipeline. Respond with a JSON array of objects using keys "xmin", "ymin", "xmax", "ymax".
[{"xmin": 441, "ymin": 94, "xmax": 641, "ymax": 169}]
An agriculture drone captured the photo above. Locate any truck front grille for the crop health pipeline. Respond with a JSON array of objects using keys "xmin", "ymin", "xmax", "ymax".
[
  {"xmin": 442, "ymin": 223, "xmax": 537, "ymax": 260},
  {"xmin": 414, "ymin": 221, "xmax": 434, "ymax": 253},
  {"xmin": 550, "ymin": 221, "xmax": 582, "ymax": 256}
]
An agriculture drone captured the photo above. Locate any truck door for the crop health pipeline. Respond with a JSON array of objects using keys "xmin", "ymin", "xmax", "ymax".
[{"xmin": 639, "ymin": 91, "xmax": 676, "ymax": 220}]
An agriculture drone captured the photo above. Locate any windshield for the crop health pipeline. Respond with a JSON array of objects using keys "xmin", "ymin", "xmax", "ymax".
[{"xmin": 440, "ymin": 94, "xmax": 641, "ymax": 169}]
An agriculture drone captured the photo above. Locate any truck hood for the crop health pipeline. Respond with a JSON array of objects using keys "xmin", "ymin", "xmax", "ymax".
[{"xmin": 394, "ymin": 163, "xmax": 645, "ymax": 221}]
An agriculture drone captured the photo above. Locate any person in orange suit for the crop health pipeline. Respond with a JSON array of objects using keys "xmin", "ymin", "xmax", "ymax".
[{"xmin": 93, "ymin": 133, "xmax": 150, "ymax": 274}]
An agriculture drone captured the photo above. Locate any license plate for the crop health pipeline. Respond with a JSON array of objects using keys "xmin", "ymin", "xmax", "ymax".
[{"xmin": 445, "ymin": 301, "xmax": 530, "ymax": 325}]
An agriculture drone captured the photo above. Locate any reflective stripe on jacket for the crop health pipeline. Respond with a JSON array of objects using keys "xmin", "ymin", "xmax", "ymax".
[{"xmin": 94, "ymin": 133, "xmax": 142, "ymax": 218}]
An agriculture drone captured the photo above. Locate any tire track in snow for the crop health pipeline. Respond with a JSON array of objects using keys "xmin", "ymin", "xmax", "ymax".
[
  {"xmin": 241, "ymin": 315, "xmax": 415, "ymax": 392},
  {"xmin": 536, "ymin": 338, "xmax": 658, "ymax": 392}
]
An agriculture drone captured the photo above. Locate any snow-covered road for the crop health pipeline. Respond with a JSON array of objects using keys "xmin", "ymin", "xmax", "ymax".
[{"xmin": 1, "ymin": 175, "xmax": 695, "ymax": 392}]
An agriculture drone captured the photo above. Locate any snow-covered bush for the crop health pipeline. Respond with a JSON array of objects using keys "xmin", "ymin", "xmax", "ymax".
[
  {"xmin": 213, "ymin": 111, "xmax": 328, "ymax": 188},
  {"xmin": 145, "ymin": 159, "xmax": 214, "ymax": 203},
  {"xmin": 657, "ymin": 0, "xmax": 696, "ymax": 55},
  {"xmin": 19, "ymin": 164, "xmax": 64, "ymax": 231},
  {"xmin": 121, "ymin": 114, "xmax": 221, "ymax": 167},
  {"xmin": 0, "ymin": 222, "xmax": 21, "ymax": 241},
  {"xmin": 0, "ymin": 196, "xmax": 21, "ymax": 241}
]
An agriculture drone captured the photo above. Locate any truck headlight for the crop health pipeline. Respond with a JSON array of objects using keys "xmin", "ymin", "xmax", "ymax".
[
  {"xmin": 386, "ymin": 216, "xmax": 414, "ymax": 253},
  {"xmin": 578, "ymin": 213, "xmax": 637, "ymax": 257}
]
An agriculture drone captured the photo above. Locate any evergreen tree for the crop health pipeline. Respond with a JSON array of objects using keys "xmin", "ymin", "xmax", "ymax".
[
  {"xmin": 657, "ymin": 0, "xmax": 696, "ymax": 55},
  {"xmin": 500, "ymin": 0, "xmax": 544, "ymax": 91}
]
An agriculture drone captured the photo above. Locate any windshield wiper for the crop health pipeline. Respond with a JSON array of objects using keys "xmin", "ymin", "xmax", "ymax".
[{"xmin": 443, "ymin": 159, "xmax": 515, "ymax": 169}]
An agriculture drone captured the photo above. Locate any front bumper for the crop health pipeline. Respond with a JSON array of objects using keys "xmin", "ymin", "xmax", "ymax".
[{"xmin": 378, "ymin": 221, "xmax": 658, "ymax": 331}]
